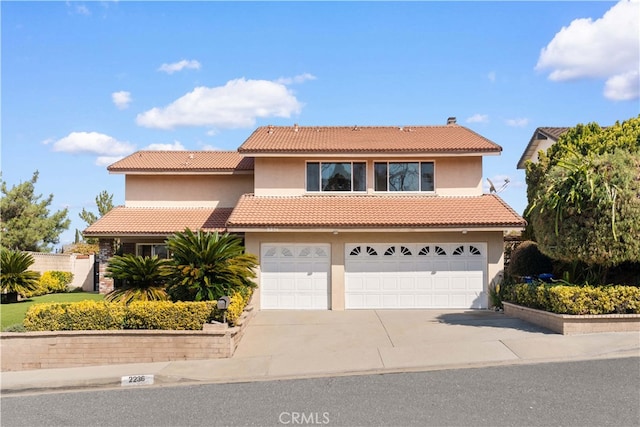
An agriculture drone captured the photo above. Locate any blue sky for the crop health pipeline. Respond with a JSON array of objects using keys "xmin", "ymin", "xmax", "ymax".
[{"xmin": 2, "ymin": 1, "xmax": 639, "ymax": 250}]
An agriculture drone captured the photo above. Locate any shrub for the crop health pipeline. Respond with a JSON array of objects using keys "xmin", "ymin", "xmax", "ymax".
[
  {"xmin": 24, "ymin": 301, "xmax": 126, "ymax": 331},
  {"xmin": 124, "ymin": 301, "xmax": 213, "ymax": 330},
  {"xmin": 505, "ymin": 283, "xmax": 640, "ymax": 315},
  {"xmin": 165, "ymin": 229, "xmax": 257, "ymax": 302},
  {"xmin": 1, "ymin": 249, "xmax": 40, "ymax": 302},
  {"xmin": 3, "ymin": 323, "xmax": 26, "ymax": 332},
  {"xmin": 508, "ymin": 241, "xmax": 553, "ymax": 278},
  {"xmin": 23, "ymin": 271, "xmax": 74, "ymax": 298},
  {"xmin": 21, "ymin": 292, "xmax": 254, "ymax": 331},
  {"xmin": 105, "ymin": 254, "xmax": 170, "ymax": 304}
]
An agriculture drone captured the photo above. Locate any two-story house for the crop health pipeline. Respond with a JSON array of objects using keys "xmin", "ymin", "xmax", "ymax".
[{"xmin": 85, "ymin": 118, "xmax": 525, "ymax": 310}]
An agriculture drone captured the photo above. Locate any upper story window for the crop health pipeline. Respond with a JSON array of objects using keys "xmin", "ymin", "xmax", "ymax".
[
  {"xmin": 307, "ymin": 162, "xmax": 366, "ymax": 192},
  {"xmin": 374, "ymin": 161, "xmax": 434, "ymax": 192}
]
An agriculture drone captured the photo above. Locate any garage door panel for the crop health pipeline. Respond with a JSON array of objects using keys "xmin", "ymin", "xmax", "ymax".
[
  {"xmin": 345, "ymin": 243, "xmax": 487, "ymax": 309},
  {"xmin": 261, "ymin": 244, "xmax": 330, "ymax": 310}
]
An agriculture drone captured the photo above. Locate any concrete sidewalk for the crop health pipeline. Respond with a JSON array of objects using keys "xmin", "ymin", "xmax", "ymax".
[{"xmin": 2, "ymin": 310, "xmax": 639, "ymax": 394}]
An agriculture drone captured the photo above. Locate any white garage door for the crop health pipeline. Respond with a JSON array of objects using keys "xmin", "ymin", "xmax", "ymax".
[
  {"xmin": 345, "ymin": 243, "xmax": 487, "ymax": 309},
  {"xmin": 260, "ymin": 244, "xmax": 330, "ymax": 309}
]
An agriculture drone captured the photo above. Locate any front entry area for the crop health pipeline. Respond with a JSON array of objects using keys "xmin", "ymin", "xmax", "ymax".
[
  {"xmin": 345, "ymin": 243, "xmax": 487, "ymax": 309},
  {"xmin": 260, "ymin": 243, "xmax": 331, "ymax": 309}
]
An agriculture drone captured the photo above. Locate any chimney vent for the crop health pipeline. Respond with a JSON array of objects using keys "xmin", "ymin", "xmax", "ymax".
[{"xmin": 447, "ymin": 117, "xmax": 457, "ymax": 125}]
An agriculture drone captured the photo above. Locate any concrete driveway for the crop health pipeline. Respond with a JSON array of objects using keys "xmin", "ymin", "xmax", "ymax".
[{"xmin": 232, "ymin": 309, "xmax": 561, "ymax": 377}]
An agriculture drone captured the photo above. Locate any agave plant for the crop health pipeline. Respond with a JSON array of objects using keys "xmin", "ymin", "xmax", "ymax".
[
  {"xmin": 104, "ymin": 254, "xmax": 170, "ymax": 304},
  {"xmin": 165, "ymin": 229, "xmax": 257, "ymax": 302},
  {"xmin": 0, "ymin": 249, "xmax": 40, "ymax": 303}
]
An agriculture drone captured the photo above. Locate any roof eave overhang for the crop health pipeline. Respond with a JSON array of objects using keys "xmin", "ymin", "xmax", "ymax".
[
  {"xmin": 237, "ymin": 151, "xmax": 500, "ymax": 158},
  {"xmin": 226, "ymin": 225, "xmax": 524, "ymax": 233},
  {"xmin": 108, "ymin": 170, "xmax": 254, "ymax": 176},
  {"xmin": 83, "ymin": 230, "xmax": 228, "ymax": 238}
]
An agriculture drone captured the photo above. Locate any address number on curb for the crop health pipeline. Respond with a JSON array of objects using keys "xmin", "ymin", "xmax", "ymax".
[{"xmin": 121, "ymin": 374, "xmax": 154, "ymax": 386}]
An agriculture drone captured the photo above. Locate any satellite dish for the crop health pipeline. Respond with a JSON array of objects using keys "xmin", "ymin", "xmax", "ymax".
[
  {"xmin": 487, "ymin": 178, "xmax": 497, "ymax": 193},
  {"xmin": 487, "ymin": 177, "xmax": 510, "ymax": 194}
]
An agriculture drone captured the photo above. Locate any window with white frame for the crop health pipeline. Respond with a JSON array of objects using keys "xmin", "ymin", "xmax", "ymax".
[
  {"xmin": 374, "ymin": 161, "xmax": 434, "ymax": 192},
  {"xmin": 136, "ymin": 244, "xmax": 169, "ymax": 259},
  {"xmin": 306, "ymin": 162, "xmax": 366, "ymax": 192}
]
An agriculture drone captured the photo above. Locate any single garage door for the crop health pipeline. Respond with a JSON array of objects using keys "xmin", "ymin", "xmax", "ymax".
[
  {"xmin": 345, "ymin": 243, "xmax": 487, "ymax": 309},
  {"xmin": 260, "ymin": 243, "xmax": 330, "ymax": 309}
]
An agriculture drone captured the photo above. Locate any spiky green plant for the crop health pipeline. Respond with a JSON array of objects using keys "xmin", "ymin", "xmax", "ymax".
[
  {"xmin": 104, "ymin": 254, "xmax": 170, "ymax": 304},
  {"xmin": 165, "ymin": 229, "xmax": 257, "ymax": 302},
  {"xmin": 1, "ymin": 249, "xmax": 40, "ymax": 303}
]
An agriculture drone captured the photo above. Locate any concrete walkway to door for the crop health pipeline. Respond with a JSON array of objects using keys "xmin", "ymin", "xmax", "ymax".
[{"xmin": 2, "ymin": 310, "xmax": 639, "ymax": 393}]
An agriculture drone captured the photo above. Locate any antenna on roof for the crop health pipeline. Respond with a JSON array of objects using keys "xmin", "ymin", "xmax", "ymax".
[{"xmin": 487, "ymin": 177, "xmax": 510, "ymax": 194}]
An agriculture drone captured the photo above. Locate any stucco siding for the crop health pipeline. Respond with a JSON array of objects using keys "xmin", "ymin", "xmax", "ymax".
[
  {"xmin": 253, "ymin": 156, "xmax": 484, "ymax": 196},
  {"xmin": 125, "ymin": 175, "xmax": 254, "ymax": 208},
  {"xmin": 435, "ymin": 157, "xmax": 483, "ymax": 195}
]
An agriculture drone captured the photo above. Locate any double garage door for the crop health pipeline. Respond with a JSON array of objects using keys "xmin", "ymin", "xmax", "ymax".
[
  {"xmin": 260, "ymin": 243, "xmax": 487, "ymax": 310},
  {"xmin": 345, "ymin": 243, "xmax": 487, "ymax": 309}
]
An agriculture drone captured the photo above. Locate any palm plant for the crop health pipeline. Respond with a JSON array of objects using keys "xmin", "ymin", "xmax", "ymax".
[
  {"xmin": 1, "ymin": 249, "xmax": 40, "ymax": 303},
  {"xmin": 165, "ymin": 229, "xmax": 257, "ymax": 302},
  {"xmin": 104, "ymin": 254, "xmax": 170, "ymax": 304}
]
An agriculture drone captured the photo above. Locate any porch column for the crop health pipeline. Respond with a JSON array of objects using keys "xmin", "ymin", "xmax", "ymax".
[{"xmin": 98, "ymin": 238, "xmax": 115, "ymax": 294}]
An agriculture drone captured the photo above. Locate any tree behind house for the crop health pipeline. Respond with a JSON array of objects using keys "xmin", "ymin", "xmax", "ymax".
[{"xmin": 0, "ymin": 171, "xmax": 70, "ymax": 252}]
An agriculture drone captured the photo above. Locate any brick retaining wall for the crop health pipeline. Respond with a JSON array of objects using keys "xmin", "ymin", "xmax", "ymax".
[
  {"xmin": 503, "ymin": 302, "xmax": 640, "ymax": 335},
  {"xmin": 0, "ymin": 305, "xmax": 256, "ymax": 372}
]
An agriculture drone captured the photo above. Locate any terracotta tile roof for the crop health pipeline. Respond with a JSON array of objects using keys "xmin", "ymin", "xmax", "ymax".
[
  {"xmin": 108, "ymin": 151, "xmax": 254, "ymax": 173},
  {"xmin": 83, "ymin": 207, "xmax": 233, "ymax": 236},
  {"xmin": 227, "ymin": 194, "xmax": 525, "ymax": 229},
  {"xmin": 238, "ymin": 125, "xmax": 502, "ymax": 154}
]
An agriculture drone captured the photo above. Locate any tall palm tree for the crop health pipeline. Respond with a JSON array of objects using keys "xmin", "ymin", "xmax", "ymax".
[
  {"xmin": 1, "ymin": 249, "xmax": 40, "ymax": 303},
  {"xmin": 104, "ymin": 254, "xmax": 170, "ymax": 304},
  {"xmin": 165, "ymin": 229, "xmax": 257, "ymax": 302}
]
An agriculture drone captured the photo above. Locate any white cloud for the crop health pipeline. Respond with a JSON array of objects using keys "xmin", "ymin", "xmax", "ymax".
[
  {"xmin": 604, "ymin": 69, "xmax": 640, "ymax": 101},
  {"xmin": 144, "ymin": 141, "xmax": 186, "ymax": 151},
  {"xmin": 487, "ymin": 71, "xmax": 496, "ymax": 83},
  {"xmin": 158, "ymin": 59, "xmax": 201, "ymax": 74},
  {"xmin": 136, "ymin": 78, "xmax": 303, "ymax": 130},
  {"xmin": 49, "ymin": 131, "xmax": 135, "ymax": 156},
  {"xmin": 505, "ymin": 118, "xmax": 529, "ymax": 127},
  {"xmin": 276, "ymin": 73, "xmax": 317, "ymax": 85},
  {"xmin": 536, "ymin": 0, "xmax": 640, "ymax": 100},
  {"xmin": 112, "ymin": 91, "xmax": 132, "ymax": 109},
  {"xmin": 466, "ymin": 114, "xmax": 489, "ymax": 123}
]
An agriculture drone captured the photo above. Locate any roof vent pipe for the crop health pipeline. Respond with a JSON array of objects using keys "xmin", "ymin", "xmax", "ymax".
[{"xmin": 447, "ymin": 117, "xmax": 457, "ymax": 125}]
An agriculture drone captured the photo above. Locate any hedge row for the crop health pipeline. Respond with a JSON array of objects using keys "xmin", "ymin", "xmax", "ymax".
[
  {"xmin": 505, "ymin": 283, "xmax": 640, "ymax": 315},
  {"xmin": 23, "ymin": 289, "xmax": 252, "ymax": 331}
]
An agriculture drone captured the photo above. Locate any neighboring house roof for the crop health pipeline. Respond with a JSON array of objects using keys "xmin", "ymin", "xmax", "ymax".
[
  {"xmin": 517, "ymin": 127, "xmax": 570, "ymax": 169},
  {"xmin": 108, "ymin": 151, "xmax": 254, "ymax": 173},
  {"xmin": 83, "ymin": 207, "xmax": 233, "ymax": 237},
  {"xmin": 226, "ymin": 194, "xmax": 525, "ymax": 230},
  {"xmin": 238, "ymin": 125, "xmax": 502, "ymax": 155}
]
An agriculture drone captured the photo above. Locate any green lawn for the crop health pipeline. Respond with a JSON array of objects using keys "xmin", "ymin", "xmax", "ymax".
[{"xmin": 1, "ymin": 292, "xmax": 104, "ymax": 330}]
